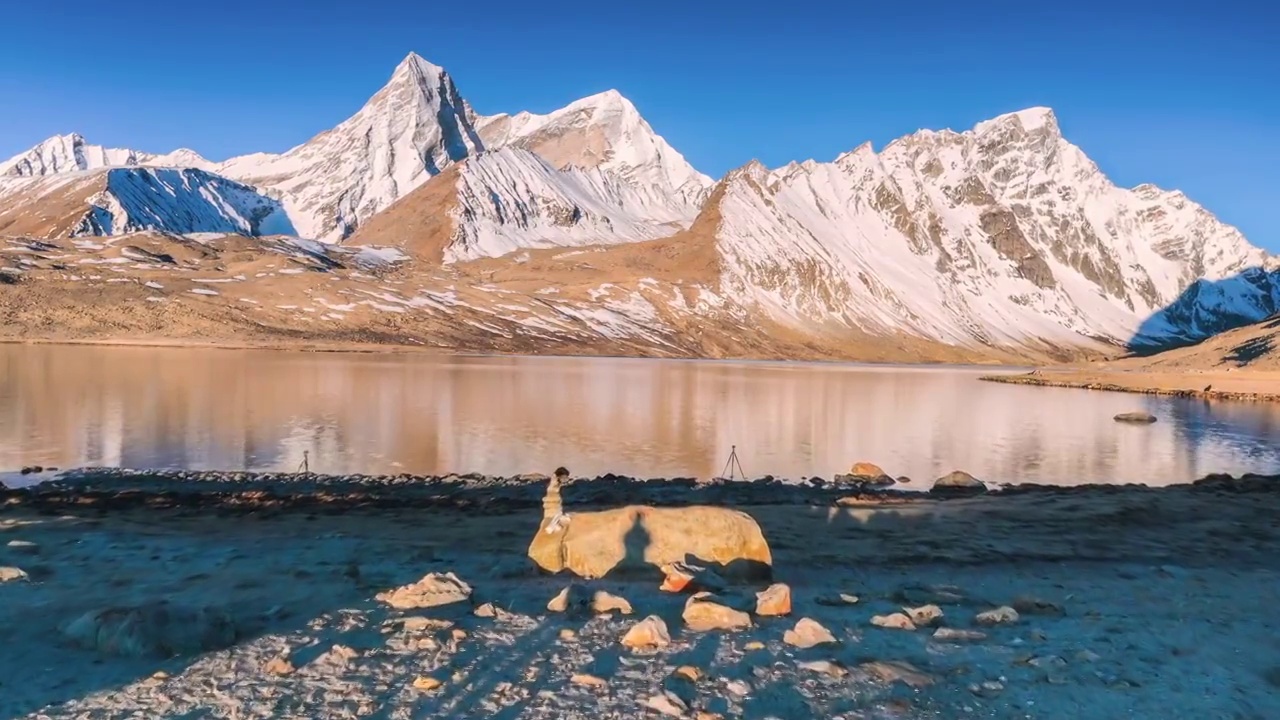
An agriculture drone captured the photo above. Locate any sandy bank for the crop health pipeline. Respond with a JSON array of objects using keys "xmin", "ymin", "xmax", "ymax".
[
  {"xmin": 2, "ymin": 471, "xmax": 1278, "ymax": 719},
  {"xmin": 980, "ymin": 368, "xmax": 1280, "ymax": 402}
]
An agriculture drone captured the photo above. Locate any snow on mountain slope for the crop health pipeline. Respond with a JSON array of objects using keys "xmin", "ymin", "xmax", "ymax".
[
  {"xmin": 707, "ymin": 108, "xmax": 1276, "ymax": 350},
  {"xmin": 216, "ymin": 53, "xmax": 483, "ymax": 242},
  {"xmin": 475, "ymin": 90, "xmax": 713, "ymax": 214},
  {"xmin": 347, "ymin": 147, "xmax": 685, "ymax": 263},
  {"xmin": 0, "ymin": 133, "xmax": 215, "ymax": 177},
  {"xmin": 0, "ymin": 168, "xmax": 292, "ymax": 238}
]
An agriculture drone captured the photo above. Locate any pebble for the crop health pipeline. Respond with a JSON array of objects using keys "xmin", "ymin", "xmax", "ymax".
[
  {"xmin": 684, "ymin": 592, "xmax": 752, "ymax": 632},
  {"xmin": 725, "ymin": 680, "xmax": 751, "ymax": 697},
  {"xmin": 264, "ymin": 656, "xmax": 295, "ymax": 675},
  {"xmin": 621, "ymin": 615, "xmax": 671, "ymax": 650},
  {"xmin": 754, "ymin": 583, "xmax": 792, "ymax": 616},
  {"xmin": 798, "ymin": 660, "xmax": 848, "ymax": 678},
  {"xmin": 859, "ymin": 661, "xmax": 935, "ymax": 688},
  {"xmin": 571, "ymin": 673, "xmax": 608, "ymax": 688},
  {"xmin": 975, "ymin": 606, "xmax": 1020, "ymax": 626},
  {"xmin": 412, "ymin": 676, "xmax": 443, "ymax": 692},
  {"xmin": 903, "ymin": 604, "xmax": 943, "ymax": 627},
  {"xmin": 933, "ymin": 627, "xmax": 987, "ymax": 642},
  {"xmin": 592, "ymin": 590, "xmax": 633, "ymax": 615},
  {"xmin": 970, "ymin": 680, "xmax": 1004, "ymax": 697},
  {"xmin": 784, "ymin": 617, "xmax": 837, "ymax": 648},
  {"xmin": 559, "ymin": 628, "xmax": 578, "ymax": 641},
  {"xmin": 643, "ymin": 692, "xmax": 687, "ymax": 716},
  {"xmin": 674, "ymin": 665, "xmax": 702, "ymax": 682},
  {"xmin": 743, "ymin": 640, "xmax": 766, "ymax": 651},
  {"xmin": 871, "ymin": 613, "xmax": 917, "ymax": 631},
  {"xmin": 473, "ymin": 602, "xmax": 498, "ymax": 618}
]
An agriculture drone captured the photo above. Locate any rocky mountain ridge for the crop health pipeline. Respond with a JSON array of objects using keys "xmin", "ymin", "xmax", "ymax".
[{"xmin": 0, "ymin": 53, "xmax": 1274, "ymax": 360}]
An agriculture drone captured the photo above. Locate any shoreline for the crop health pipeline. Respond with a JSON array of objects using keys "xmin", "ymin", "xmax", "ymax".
[
  {"xmin": 979, "ymin": 370, "xmax": 1280, "ymax": 402},
  {"xmin": 3, "ymin": 467, "xmax": 1278, "ymax": 719},
  {"xmin": 4, "ymin": 467, "xmax": 1275, "ymax": 513}
]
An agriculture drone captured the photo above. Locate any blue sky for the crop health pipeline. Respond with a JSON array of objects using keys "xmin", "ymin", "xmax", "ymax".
[{"xmin": 2, "ymin": 1, "xmax": 1275, "ymax": 249}]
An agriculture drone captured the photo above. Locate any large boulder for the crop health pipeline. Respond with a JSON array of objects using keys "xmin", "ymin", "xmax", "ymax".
[
  {"xmin": 528, "ymin": 476, "xmax": 772, "ymax": 580},
  {"xmin": 63, "ymin": 603, "xmax": 241, "ymax": 658}
]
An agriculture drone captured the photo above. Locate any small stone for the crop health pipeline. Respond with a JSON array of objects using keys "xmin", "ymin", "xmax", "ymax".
[
  {"xmin": 975, "ymin": 606, "xmax": 1020, "ymax": 626},
  {"xmin": 376, "ymin": 572, "xmax": 472, "ymax": 609},
  {"xmin": 643, "ymin": 692, "xmax": 687, "ymax": 716},
  {"xmin": 743, "ymin": 640, "xmax": 766, "ymax": 651},
  {"xmin": 1012, "ymin": 596, "xmax": 1065, "ymax": 617},
  {"xmin": 473, "ymin": 602, "xmax": 498, "ymax": 618},
  {"xmin": 264, "ymin": 656, "xmax": 294, "ymax": 675},
  {"xmin": 674, "ymin": 665, "xmax": 702, "ymax": 682},
  {"xmin": 871, "ymin": 613, "xmax": 917, "ymax": 631},
  {"xmin": 592, "ymin": 590, "xmax": 633, "ymax": 615},
  {"xmin": 622, "ymin": 615, "xmax": 671, "ymax": 650},
  {"xmin": 412, "ymin": 676, "xmax": 443, "ymax": 692},
  {"xmin": 0, "ymin": 566, "xmax": 29, "ymax": 583},
  {"xmin": 970, "ymin": 680, "xmax": 1004, "ymax": 697},
  {"xmin": 401, "ymin": 616, "xmax": 454, "ymax": 632},
  {"xmin": 784, "ymin": 617, "xmax": 837, "ymax": 648},
  {"xmin": 725, "ymin": 679, "xmax": 751, "ymax": 697},
  {"xmin": 895, "ymin": 476, "xmax": 912, "ymax": 484},
  {"xmin": 859, "ymin": 661, "xmax": 934, "ymax": 688},
  {"xmin": 1114, "ymin": 411, "xmax": 1157, "ymax": 424},
  {"xmin": 571, "ymin": 673, "xmax": 608, "ymax": 688},
  {"xmin": 933, "ymin": 627, "xmax": 987, "ymax": 643},
  {"xmin": 660, "ymin": 562, "xmax": 726, "ymax": 594},
  {"xmin": 816, "ymin": 593, "xmax": 859, "ymax": 606},
  {"xmin": 451, "ymin": 629, "xmax": 467, "ymax": 641},
  {"xmin": 6, "ymin": 540, "xmax": 38, "ymax": 554},
  {"xmin": 151, "ymin": 671, "xmax": 170, "ymax": 680},
  {"xmin": 754, "ymin": 583, "xmax": 791, "ymax": 616},
  {"xmin": 559, "ymin": 628, "xmax": 578, "ymax": 641},
  {"xmin": 798, "ymin": 660, "xmax": 847, "ymax": 678},
  {"xmin": 684, "ymin": 592, "xmax": 752, "ymax": 632},
  {"xmin": 903, "ymin": 604, "xmax": 943, "ymax": 627},
  {"xmin": 850, "ymin": 461, "xmax": 888, "ymax": 477}
]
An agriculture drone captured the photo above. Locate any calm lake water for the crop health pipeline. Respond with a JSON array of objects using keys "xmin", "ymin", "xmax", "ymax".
[{"xmin": 2, "ymin": 344, "xmax": 1279, "ymax": 487}]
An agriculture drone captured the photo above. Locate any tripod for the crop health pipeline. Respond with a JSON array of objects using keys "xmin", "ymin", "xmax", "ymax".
[{"xmin": 721, "ymin": 445, "xmax": 746, "ymax": 480}]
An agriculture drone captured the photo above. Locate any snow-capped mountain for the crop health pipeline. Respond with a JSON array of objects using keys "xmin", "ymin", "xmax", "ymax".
[
  {"xmin": 0, "ymin": 168, "xmax": 291, "ymax": 238},
  {"xmin": 705, "ymin": 107, "xmax": 1274, "ymax": 349},
  {"xmin": 215, "ymin": 53, "xmax": 483, "ymax": 242},
  {"xmin": 475, "ymin": 89, "xmax": 713, "ymax": 213},
  {"xmin": 0, "ymin": 133, "xmax": 216, "ymax": 176},
  {"xmin": 347, "ymin": 147, "xmax": 689, "ymax": 263}
]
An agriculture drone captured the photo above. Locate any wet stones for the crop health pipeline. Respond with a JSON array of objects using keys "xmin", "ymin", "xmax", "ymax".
[{"xmin": 871, "ymin": 613, "xmax": 917, "ymax": 631}]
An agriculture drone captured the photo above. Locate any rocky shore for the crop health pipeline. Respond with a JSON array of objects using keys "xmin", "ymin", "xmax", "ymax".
[{"xmin": 2, "ymin": 469, "xmax": 1278, "ymax": 719}]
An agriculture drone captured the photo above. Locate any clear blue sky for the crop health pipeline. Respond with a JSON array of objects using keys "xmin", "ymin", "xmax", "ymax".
[{"xmin": 2, "ymin": 1, "xmax": 1275, "ymax": 249}]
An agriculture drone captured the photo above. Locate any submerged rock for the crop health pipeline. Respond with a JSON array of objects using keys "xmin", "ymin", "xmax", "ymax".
[
  {"xmin": 376, "ymin": 572, "xmax": 472, "ymax": 610},
  {"xmin": 859, "ymin": 660, "xmax": 935, "ymax": 688},
  {"xmin": 1114, "ymin": 411, "xmax": 1157, "ymax": 424},
  {"xmin": 931, "ymin": 470, "xmax": 987, "ymax": 495},
  {"xmin": 933, "ymin": 627, "xmax": 988, "ymax": 643}
]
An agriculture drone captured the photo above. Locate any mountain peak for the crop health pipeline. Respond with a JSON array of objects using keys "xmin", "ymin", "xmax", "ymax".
[
  {"xmin": 974, "ymin": 106, "xmax": 1059, "ymax": 136},
  {"xmin": 392, "ymin": 52, "xmax": 447, "ymax": 80},
  {"xmin": 562, "ymin": 88, "xmax": 640, "ymax": 118}
]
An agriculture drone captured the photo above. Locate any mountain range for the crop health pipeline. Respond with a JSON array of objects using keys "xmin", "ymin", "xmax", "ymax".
[{"xmin": 1, "ymin": 52, "xmax": 1275, "ymax": 362}]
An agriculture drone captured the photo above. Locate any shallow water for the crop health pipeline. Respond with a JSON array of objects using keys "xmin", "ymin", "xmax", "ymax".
[{"xmin": 2, "ymin": 344, "xmax": 1278, "ymax": 485}]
